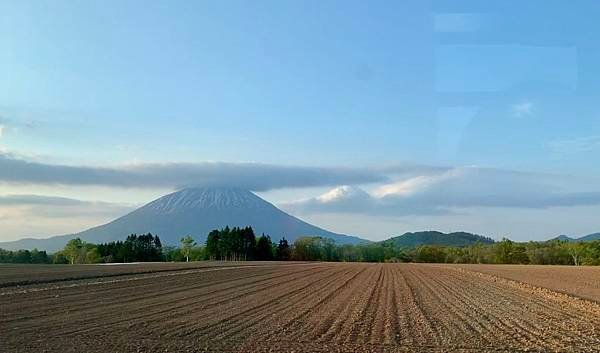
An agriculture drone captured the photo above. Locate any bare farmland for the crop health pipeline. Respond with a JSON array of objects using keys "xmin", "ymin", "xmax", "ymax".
[
  {"xmin": 446, "ymin": 264, "xmax": 600, "ymax": 302},
  {"xmin": 1, "ymin": 262, "xmax": 599, "ymax": 353}
]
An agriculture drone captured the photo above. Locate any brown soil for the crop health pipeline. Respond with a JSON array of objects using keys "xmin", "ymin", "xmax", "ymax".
[
  {"xmin": 1, "ymin": 262, "xmax": 599, "ymax": 353},
  {"xmin": 0, "ymin": 261, "xmax": 277, "ymax": 287},
  {"xmin": 446, "ymin": 264, "xmax": 600, "ymax": 302}
]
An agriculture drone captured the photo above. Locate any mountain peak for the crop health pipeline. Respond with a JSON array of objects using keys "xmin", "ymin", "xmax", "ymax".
[
  {"xmin": 0, "ymin": 186, "xmax": 367, "ymax": 251},
  {"xmin": 145, "ymin": 187, "xmax": 269, "ymax": 213},
  {"xmin": 554, "ymin": 235, "xmax": 574, "ymax": 242}
]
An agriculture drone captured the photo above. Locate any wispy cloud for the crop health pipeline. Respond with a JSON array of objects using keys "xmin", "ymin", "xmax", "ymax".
[
  {"xmin": 547, "ymin": 136, "xmax": 600, "ymax": 155},
  {"xmin": 511, "ymin": 101, "xmax": 535, "ymax": 117},
  {"xmin": 0, "ymin": 194, "xmax": 133, "ymax": 219},
  {"xmin": 0, "ymin": 194, "xmax": 135, "ymax": 241}
]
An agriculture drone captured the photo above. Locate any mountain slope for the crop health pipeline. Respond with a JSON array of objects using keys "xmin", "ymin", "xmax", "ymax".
[
  {"xmin": 0, "ymin": 187, "xmax": 366, "ymax": 252},
  {"xmin": 382, "ymin": 231, "xmax": 495, "ymax": 248},
  {"xmin": 550, "ymin": 233, "xmax": 600, "ymax": 242},
  {"xmin": 578, "ymin": 232, "xmax": 600, "ymax": 242}
]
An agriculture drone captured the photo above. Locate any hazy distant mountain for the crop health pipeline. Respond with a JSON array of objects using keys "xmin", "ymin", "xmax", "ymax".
[
  {"xmin": 552, "ymin": 235, "xmax": 576, "ymax": 242},
  {"xmin": 551, "ymin": 233, "xmax": 600, "ymax": 242},
  {"xmin": 382, "ymin": 231, "xmax": 495, "ymax": 248},
  {"xmin": 0, "ymin": 187, "xmax": 366, "ymax": 252},
  {"xmin": 579, "ymin": 233, "xmax": 600, "ymax": 241}
]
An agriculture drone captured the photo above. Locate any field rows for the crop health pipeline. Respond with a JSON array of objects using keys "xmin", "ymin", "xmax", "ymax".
[
  {"xmin": 0, "ymin": 261, "xmax": 272, "ymax": 287},
  {"xmin": 1, "ymin": 262, "xmax": 600, "ymax": 352},
  {"xmin": 448, "ymin": 264, "xmax": 600, "ymax": 302}
]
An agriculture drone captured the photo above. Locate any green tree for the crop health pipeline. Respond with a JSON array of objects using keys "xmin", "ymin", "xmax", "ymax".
[
  {"xmin": 64, "ymin": 238, "xmax": 84, "ymax": 264},
  {"xmin": 205, "ymin": 230, "xmax": 221, "ymax": 260},
  {"xmin": 85, "ymin": 246, "xmax": 101, "ymax": 263},
  {"xmin": 567, "ymin": 242, "xmax": 585, "ymax": 266},
  {"xmin": 413, "ymin": 245, "xmax": 447, "ymax": 263},
  {"xmin": 275, "ymin": 237, "xmax": 291, "ymax": 260},
  {"xmin": 180, "ymin": 235, "xmax": 196, "ymax": 262},
  {"xmin": 256, "ymin": 234, "xmax": 273, "ymax": 260}
]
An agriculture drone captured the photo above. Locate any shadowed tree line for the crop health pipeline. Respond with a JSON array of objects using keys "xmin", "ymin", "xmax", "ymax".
[{"xmin": 2, "ymin": 229, "xmax": 600, "ymax": 265}]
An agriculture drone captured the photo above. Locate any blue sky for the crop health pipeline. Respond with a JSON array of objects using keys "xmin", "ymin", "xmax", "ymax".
[{"xmin": 1, "ymin": 0, "xmax": 600, "ymax": 241}]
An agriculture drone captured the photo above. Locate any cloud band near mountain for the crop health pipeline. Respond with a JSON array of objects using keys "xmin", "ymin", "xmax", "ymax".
[
  {"xmin": 282, "ymin": 167, "xmax": 600, "ymax": 215},
  {"xmin": 0, "ymin": 153, "xmax": 393, "ymax": 191},
  {"xmin": 4, "ymin": 153, "xmax": 600, "ymax": 214}
]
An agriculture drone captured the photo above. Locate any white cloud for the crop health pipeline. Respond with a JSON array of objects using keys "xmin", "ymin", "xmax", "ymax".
[
  {"xmin": 0, "ymin": 124, "xmax": 4, "ymax": 138},
  {"xmin": 316, "ymin": 185, "xmax": 369, "ymax": 203},
  {"xmin": 282, "ymin": 167, "xmax": 600, "ymax": 216},
  {"xmin": 511, "ymin": 101, "xmax": 535, "ymax": 117},
  {"xmin": 372, "ymin": 169, "xmax": 463, "ymax": 198}
]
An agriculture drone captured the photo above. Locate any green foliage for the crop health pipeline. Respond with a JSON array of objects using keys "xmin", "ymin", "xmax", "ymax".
[
  {"xmin": 492, "ymin": 238, "xmax": 529, "ymax": 264},
  {"xmin": 96, "ymin": 234, "xmax": 163, "ymax": 263},
  {"xmin": 413, "ymin": 245, "xmax": 447, "ymax": 263},
  {"xmin": 0, "ymin": 248, "xmax": 50, "ymax": 264},
  {"xmin": 63, "ymin": 238, "xmax": 85, "ymax": 264},
  {"xmin": 291, "ymin": 237, "xmax": 394, "ymax": 262},
  {"xmin": 582, "ymin": 241, "xmax": 600, "ymax": 265},
  {"xmin": 291, "ymin": 237, "xmax": 328, "ymax": 261},
  {"xmin": 4, "ymin": 228, "xmax": 600, "ymax": 266},
  {"xmin": 524, "ymin": 240, "xmax": 571, "ymax": 265},
  {"xmin": 180, "ymin": 235, "xmax": 196, "ymax": 262},
  {"xmin": 256, "ymin": 234, "xmax": 274, "ymax": 260},
  {"xmin": 282, "ymin": 237, "xmax": 600, "ymax": 265},
  {"xmin": 57, "ymin": 238, "xmax": 102, "ymax": 264},
  {"xmin": 205, "ymin": 226, "xmax": 270, "ymax": 261},
  {"xmin": 275, "ymin": 237, "xmax": 291, "ymax": 260}
]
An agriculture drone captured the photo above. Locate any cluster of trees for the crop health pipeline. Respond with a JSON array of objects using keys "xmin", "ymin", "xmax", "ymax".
[
  {"xmin": 3, "ymin": 230, "xmax": 600, "ymax": 266},
  {"xmin": 49, "ymin": 234, "xmax": 165, "ymax": 264},
  {"xmin": 96, "ymin": 234, "xmax": 163, "ymax": 263},
  {"xmin": 204, "ymin": 226, "xmax": 290, "ymax": 261},
  {"xmin": 0, "ymin": 248, "xmax": 51, "ymax": 264}
]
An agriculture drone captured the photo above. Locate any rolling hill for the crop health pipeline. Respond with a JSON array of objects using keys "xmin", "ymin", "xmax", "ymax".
[
  {"xmin": 0, "ymin": 187, "xmax": 366, "ymax": 252},
  {"xmin": 382, "ymin": 231, "xmax": 495, "ymax": 248}
]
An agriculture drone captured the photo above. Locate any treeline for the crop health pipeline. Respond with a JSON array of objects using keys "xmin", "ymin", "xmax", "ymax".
[
  {"xmin": 2, "ymin": 230, "xmax": 600, "ymax": 266},
  {"xmin": 50, "ymin": 234, "xmax": 165, "ymax": 264},
  {"xmin": 0, "ymin": 227, "xmax": 292, "ymax": 264},
  {"xmin": 0, "ymin": 248, "xmax": 51, "ymax": 264},
  {"xmin": 282, "ymin": 237, "xmax": 600, "ymax": 266},
  {"xmin": 0, "ymin": 234, "xmax": 166, "ymax": 264},
  {"xmin": 96, "ymin": 234, "xmax": 163, "ymax": 262}
]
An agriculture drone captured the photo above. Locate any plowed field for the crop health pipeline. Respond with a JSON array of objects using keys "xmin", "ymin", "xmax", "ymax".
[{"xmin": 2, "ymin": 262, "xmax": 599, "ymax": 353}]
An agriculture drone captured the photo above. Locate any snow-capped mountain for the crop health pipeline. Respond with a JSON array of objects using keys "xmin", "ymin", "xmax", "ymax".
[{"xmin": 0, "ymin": 187, "xmax": 366, "ymax": 252}]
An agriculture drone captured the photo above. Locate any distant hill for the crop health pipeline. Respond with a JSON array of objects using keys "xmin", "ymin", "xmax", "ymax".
[
  {"xmin": 579, "ymin": 232, "xmax": 600, "ymax": 241},
  {"xmin": 551, "ymin": 233, "xmax": 600, "ymax": 242},
  {"xmin": 553, "ymin": 235, "xmax": 575, "ymax": 242},
  {"xmin": 382, "ymin": 231, "xmax": 495, "ymax": 248},
  {"xmin": 0, "ymin": 187, "xmax": 367, "ymax": 252}
]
